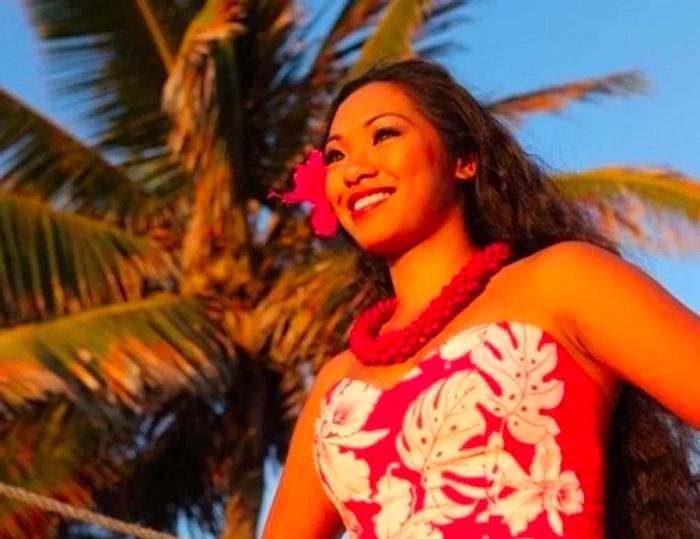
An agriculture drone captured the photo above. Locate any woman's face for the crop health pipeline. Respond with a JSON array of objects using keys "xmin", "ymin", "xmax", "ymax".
[{"xmin": 324, "ymin": 82, "xmax": 469, "ymax": 255}]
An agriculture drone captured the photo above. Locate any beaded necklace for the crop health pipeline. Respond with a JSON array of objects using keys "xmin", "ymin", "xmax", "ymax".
[{"xmin": 349, "ymin": 242, "xmax": 513, "ymax": 366}]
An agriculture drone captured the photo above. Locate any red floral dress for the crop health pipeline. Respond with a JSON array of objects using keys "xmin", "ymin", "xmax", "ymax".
[{"xmin": 313, "ymin": 322, "xmax": 611, "ymax": 538}]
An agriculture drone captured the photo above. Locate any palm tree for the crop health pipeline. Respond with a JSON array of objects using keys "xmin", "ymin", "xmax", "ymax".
[{"xmin": 0, "ymin": 1, "xmax": 698, "ymax": 538}]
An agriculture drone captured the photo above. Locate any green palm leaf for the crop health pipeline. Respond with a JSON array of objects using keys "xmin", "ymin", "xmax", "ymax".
[
  {"xmin": 23, "ymin": 0, "xmax": 196, "ymax": 187},
  {"xmin": 251, "ymin": 250, "xmax": 373, "ymax": 417},
  {"xmin": 253, "ymin": 251, "xmax": 366, "ymax": 365},
  {"xmin": 556, "ymin": 167, "xmax": 700, "ymax": 252},
  {"xmin": 0, "ymin": 192, "xmax": 171, "ymax": 325},
  {"xmin": 312, "ymin": 0, "xmax": 385, "ymax": 67},
  {"xmin": 162, "ymin": 0, "xmax": 251, "ymax": 276},
  {"xmin": 163, "ymin": 0, "xmax": 245, "ymax": 188},
  {"xmin": 1, "ymin": 396, "xmax": 244, "ymax": 539},
  {"xmin": 0, "ymin": 86, "xmax": 175, "ymax": 222},
  {"xmin": 347, "ymin": 0, "xmax": 457, "ymax": 79},
  {"xmin": 311, "ymin": 0, "xmax": 466, "ymax": 76},
  {"xmin": 489, "ymin": 72, "xmax": 647, "ymax": 121},
  {"xmin": 0, "ymin": 403, "xmax": 111, "ymax": 539},
  {"xmin": 0, "ymin": 295, "xmax": 233, "ymax": 416}
]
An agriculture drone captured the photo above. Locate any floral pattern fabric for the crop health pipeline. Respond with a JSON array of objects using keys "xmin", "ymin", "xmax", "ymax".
[{"xmin": 313, "ymin": 322, "xmax": 608, "ymax": 538}]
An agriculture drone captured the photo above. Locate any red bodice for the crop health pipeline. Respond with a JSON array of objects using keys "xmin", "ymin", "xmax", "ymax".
[{"xmin": 313, "ymin": 322, "xmax": 611, "ymax": 538}]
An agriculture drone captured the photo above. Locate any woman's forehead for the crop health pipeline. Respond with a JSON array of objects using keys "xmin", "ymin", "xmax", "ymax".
[{"xmin": 330, "ymin": 82, "xmax": 420, "ymax": 131}]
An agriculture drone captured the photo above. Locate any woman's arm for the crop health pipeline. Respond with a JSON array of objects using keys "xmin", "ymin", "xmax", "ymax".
[
  {"xmin": 262, "ymin": 355, "xmax": 346, "ymax": 539},
  {"xmin": 538, "ymin": 241, "xmax": 700, "ymax": 427}
]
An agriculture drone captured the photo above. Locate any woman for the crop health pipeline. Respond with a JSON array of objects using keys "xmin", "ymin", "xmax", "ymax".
[{"xmin": 263, "ymin": 60, "xmax": 700, "ymax": 538}]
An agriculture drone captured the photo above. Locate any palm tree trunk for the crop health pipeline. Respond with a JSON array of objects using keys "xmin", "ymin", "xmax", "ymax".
[{"xmin": 221, "ymin": 489, "xmax": 261, "ymax": 539}]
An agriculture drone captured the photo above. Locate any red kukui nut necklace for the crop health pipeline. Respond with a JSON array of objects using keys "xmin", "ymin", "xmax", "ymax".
[{"xmin": 349, "ymin": 241, "xmax": 513, "ymax": 366}]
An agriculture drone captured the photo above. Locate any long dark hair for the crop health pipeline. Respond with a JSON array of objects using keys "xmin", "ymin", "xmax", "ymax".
[{"xmin": 324, "ymin": 59, "xmax": 700, "ymax": 538}]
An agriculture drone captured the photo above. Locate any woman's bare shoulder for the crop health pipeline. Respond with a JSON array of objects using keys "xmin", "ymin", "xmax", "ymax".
[
  {"xmin": 519, "ymin": 240, "xmax": 700, "ymax": 427},
  {"xmin": 263, "ymin": 352, "xmax": 351, "ymax": 537},
  {"xmin": 527, "ymin": 240, "xmax": 621, "ymax": 273},
  {"xmin": 313, "ymin": 349, "xmax": 355, "ymax": 395},
  {"xmin": 514, "ymin": 241, "xmax": 627, "ymax": 301}
]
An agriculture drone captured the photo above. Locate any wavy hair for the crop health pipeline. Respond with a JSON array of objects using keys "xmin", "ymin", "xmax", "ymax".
[{"xmin": 323, "ymin": 59, "xmax": 700, "ymax": 538}]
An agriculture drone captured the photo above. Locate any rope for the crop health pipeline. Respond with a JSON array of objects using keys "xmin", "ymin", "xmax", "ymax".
[{"xmin": 0, "ymin": 481, "xmax": 181, "ymax": 539}]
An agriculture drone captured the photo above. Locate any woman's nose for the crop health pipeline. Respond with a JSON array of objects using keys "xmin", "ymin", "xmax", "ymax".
[{"xmin": 343, "ymin": 154, "xmax": 378, "ymax": 187}]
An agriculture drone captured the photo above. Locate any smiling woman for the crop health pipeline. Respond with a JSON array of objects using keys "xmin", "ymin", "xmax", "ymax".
[
  {"xmin": 262, "ymin": 60, "xmax": 700, "ymax": 539},
  {"xmin": 323, "ymin": 84, "xmax": 475, "ymax": 266}
]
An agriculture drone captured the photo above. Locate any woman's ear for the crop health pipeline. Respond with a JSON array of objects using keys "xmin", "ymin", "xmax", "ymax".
[{"xmin": 454, "ymin": 153, "xmax": 477, "ymax": 181}]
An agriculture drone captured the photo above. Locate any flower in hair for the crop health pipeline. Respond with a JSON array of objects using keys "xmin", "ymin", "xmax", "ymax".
[{"xmin": 268, "ymin": 149, "xmax": 338, "ymax": 237}]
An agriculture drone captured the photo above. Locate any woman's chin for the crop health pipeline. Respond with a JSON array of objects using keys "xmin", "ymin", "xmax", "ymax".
[{"xmin": 352, "ymin": 229, "xmax": 412, "ymax": 257}]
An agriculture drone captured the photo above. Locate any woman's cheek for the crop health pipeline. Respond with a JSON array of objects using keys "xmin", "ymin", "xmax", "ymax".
[
  {"xmin": 325, "ymin": 175, "xmax": 353, "ymax": 229},
  {"xmin": 385, "ymin": 139, "xmax": 427, "ymax": 178},
  {"xmin": 325, "ymin": 171, "xmax": 343, "ymax": 210}
]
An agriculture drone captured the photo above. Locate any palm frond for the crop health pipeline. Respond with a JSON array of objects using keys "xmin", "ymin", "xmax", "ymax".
[
  {"xmin": 556, "ymin": 167, "xmax": 700, "ymax": 252},
  {"xmin": 489, "ymin": 72, "xmax": 647, "ymax": 122},
  {"xmin": 0, "ymin": 86, "xmax": 178, "ymax": 223},
  {"xmin": 0, "ymin": 295, "xmax": 233, "ymax": 417},
  {"xmin": 298, "ymin": 1, "xmax": 386, "ymax": 152},
  {"xmin": 415, "ymin": 0, "xmax": 471, "ymax": 38},
  {"xmin": 55, "ymin": 384, "xmax": 272, "ymax": 539},
  {"xmin": 0, "ymin": 403, "xmax": 111, "ymax": 539},
  {"xmin": 312, "ymin": 0, "xmax": 385, "ymax": 66},
  {"xmin": 62, "ymin": 394, "xmax": 241, "ymax": 538},
  {"xmin": 163, "ymin": 0, "xmax": 246, "ymax": 180},
  {"xmin": 162, "ymin": 1, "xmax": 249, "ymax": 275},
  {"xmin": 252, "ymin": 250, "xmax": 365, "ymax": 365},
  {"xmin": 250, "ymin": 250, "xmax": 372, "ymax": 417},
  {"xmin": 1, "ymin": 394, "xmax": 249, "ymax": 539},
  {"xmin": 24, "ymin": 0, "xmax": 196, "ymax": 183},
  {"xmin": 0, "ymin": 192, "xmax": 172, "ymax": 326},
  {"xmin": 221, "ymin": 494, "xmax": 257, "ymax": 539},
  {"xmin": 347, "ymin": 0, "xmax": 459, "ymax": 79},
  {"xmin": 237, "ymin": 1, "xmax": 312, "ymax": 195}
]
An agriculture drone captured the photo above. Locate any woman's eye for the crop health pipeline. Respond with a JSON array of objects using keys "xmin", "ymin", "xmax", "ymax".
[
  {"xmin": 324, "ymin": 149, "xmax": 344, "ymax": 164},
  {"xmin": 373, "ymin": 127, "xmax": 400, "ymax": 144}
]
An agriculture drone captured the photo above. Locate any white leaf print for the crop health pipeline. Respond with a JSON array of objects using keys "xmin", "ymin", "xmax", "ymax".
[
  {"xmin": 531, "ymin": 431, "xmax": 562, "ymax": 483},
  {"xmin": 316, "ymin": 442, "xmax": 374, "ymax": 501},
  {"xmin": 477, "ymin": 487, "xmax": 543, "ymax": 536},
  {"xmin": 438, "ymin": 324, "xmax": 489, "ymax": 360},
  {"xmin": 320, "ymin": 379, "xmax": 383, "ymax": 438},
  {"xmin": 324, "ymin": 429, "xmax": 390, "ymax": 449},
  {"xmin": 314, "ymin": 323, "xmax": 583, "ymax": 538},
  {"xmin": 471, "ymin": 324, "xmax": 564, "ymax": 444},
  {"xmin": 372, "ymin": 464, "xmax": 413, "ymax": 539},
  {"xmin": 396, "ymin": 368, "xmax": 490, "ymax": 510},
  {"xmin": 405, "ymin": 499, "xmax": 477, "ymax": 528},
  {"xmin": 395, "ymin": 522, "xmax": 443, "ymax": 539},
  {"xmin": 397, "ymin": 369, "xmax": 489, "ymax": 469},
  {"xmin": 315, "ymin": 379, "xmax": 389, "ymax": 503},
  {"xmin": 477, "ymin": 435, "xmax": 584, "ymax": 537},
  {"xmin": 534, "ymin": 438, "xmax": 584, "ymax": 536},
  {"xmin": 443, "ymin": 433, "xmax": 529, "ymax": 500},
  {"xmin": 395, "ymin": 521, "xmax": 443, "ymax": 539}
]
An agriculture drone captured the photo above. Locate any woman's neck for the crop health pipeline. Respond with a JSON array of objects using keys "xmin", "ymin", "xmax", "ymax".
[{"xmin": 384, "ymin": 213, "xmax": 476, "ymax": 330}]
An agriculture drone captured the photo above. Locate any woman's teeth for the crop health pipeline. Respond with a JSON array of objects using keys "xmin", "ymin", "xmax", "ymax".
[{"xmin": 353, "ymin": 192, "xmax": 392, "ymax": 211}]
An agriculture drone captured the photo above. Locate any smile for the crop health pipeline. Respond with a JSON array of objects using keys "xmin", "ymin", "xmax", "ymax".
[{"xmin": 348, "ymin": 187, "xmax": 396, "ymax": 217}]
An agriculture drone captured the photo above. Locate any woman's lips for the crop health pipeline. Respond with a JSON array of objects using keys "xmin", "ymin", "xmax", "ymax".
[
  {"xmin": 347, "ymin": 187, "xmax": 396, "ymax": 220},
  {"xmin": 350, "ymin": 195, "xmax": 393, "ymax": 219}
]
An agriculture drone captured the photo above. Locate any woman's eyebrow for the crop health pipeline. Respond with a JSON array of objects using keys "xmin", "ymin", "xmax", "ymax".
[
  {"xmin": 327, "ymin": 112, "xmax": 414, "ymax": 144},
  {"xmin": 364, "ymin": 112, "xmax": 414, "ymax": 126}
]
